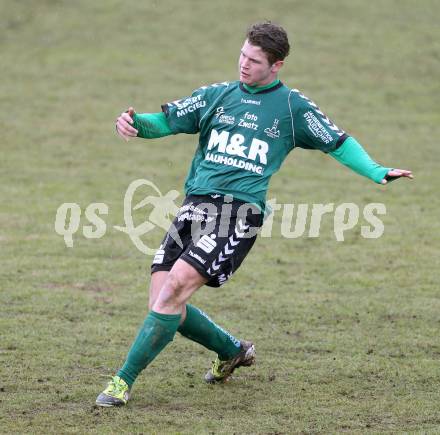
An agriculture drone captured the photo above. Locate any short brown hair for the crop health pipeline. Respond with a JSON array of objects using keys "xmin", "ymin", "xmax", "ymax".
[{"xmin": 246, "ymin": 21, "xmax": 290, "ymax": 65}]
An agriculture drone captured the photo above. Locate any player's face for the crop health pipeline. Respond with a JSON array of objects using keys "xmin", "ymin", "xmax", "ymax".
[{"xmin": 239, "ymin": 39, "xmax": 283, "ymax": 86}]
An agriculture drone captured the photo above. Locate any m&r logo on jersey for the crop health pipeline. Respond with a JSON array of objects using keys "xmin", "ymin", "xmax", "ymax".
[
  {"xmin": 207, "ymin": 129, "xmax": 268, "ymax": 163},
  {"xmin": 204, "ymin": 129, "xmax": 269, "ymax": 175}
]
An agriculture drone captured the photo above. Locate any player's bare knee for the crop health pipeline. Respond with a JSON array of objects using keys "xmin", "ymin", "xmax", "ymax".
[
  {"xmin": 164, "ymin": 271, "xmax": 186, "ymax": 294},
  {"xmin": 156, "ymin": 271, "xmax": 187, "ymax": 306}
]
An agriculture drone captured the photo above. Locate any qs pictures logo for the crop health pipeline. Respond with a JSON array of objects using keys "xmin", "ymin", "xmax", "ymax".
[{"xmin": 54, "ymin": 179, "xmax": 181, "ymax": 254}]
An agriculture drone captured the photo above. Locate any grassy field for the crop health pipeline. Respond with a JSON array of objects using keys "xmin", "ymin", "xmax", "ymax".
[{"xmin": 1, "ymin": 0, "xmax": 439, "ymax": 433}]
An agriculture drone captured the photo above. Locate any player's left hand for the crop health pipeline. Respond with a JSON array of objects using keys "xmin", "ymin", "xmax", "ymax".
[{"xmin": 381, "ymin": 168, "xmax": 413, "ymax": 184}]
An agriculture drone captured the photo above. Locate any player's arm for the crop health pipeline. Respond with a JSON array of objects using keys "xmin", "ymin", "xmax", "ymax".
[
  {"xmin": 116, "ymin": 84, "xmax": 228, "ymax": 140},
  {"xmin": 290, "ymin": 91, "xmax": 412, "ymax": 185},
  {"xmin": 132, "ymin": 112, "xmax": 172, "ymax": 139},
  {"xmin": 115, "ymin": 107, "xmax": 172, "ymax": 141},
  {"xmin": 329, "ymin": 137, "xmax": 413, "ymax": 184}
]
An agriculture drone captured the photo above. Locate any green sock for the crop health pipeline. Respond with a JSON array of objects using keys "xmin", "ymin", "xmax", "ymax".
[
  {"xmin": 178, "ymin": 304, "xmax": 241, "ymax": 360},
  {"xmin": 117, "ymin": 311, "xmax": 181, "ymax": 387}
]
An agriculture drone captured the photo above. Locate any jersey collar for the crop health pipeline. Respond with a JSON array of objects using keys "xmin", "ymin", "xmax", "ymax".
[{"xmin": 240, "ymin": 79, "xmax": 282, "ymax": 94}]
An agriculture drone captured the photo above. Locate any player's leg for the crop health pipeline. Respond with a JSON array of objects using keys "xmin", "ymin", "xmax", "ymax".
[
  {"xmin": 96, "ymin": 260, "xmax": 205, "ymax": 407},
  {"xmin": 144, "ymin": 266, "xmax": 246, "ymax": 373},
  {"xmin": 116, "ymin": 260, "xmax": 206, "ymax": 382},
  {"xmin": 178, "ymin": 303, "xmax": 255, "ymax": 384},
  {"xmin": 152, "ymin": 259, "xmax": 255, "ymax": 384},
  {"xmin": 165, "ymin": 196, "xmax": 262, "ymax": 384},
  {"xmin": 147, "ymin": 197, "xmax": 248, "ymax": 360},
  {"xmin": 95, "ymin": 196, "xmax": 259, "ymax": 405},
  {"xmin": 189, "ymin": 205, "xmax": 262, "ymax": 383},
  {"xmin": 149, "ymin": 268, "xmax": 246, "ymax": 361},
  {"xmin": 144, "ymin": 208, "xmax": 245, "ymax": 373}
]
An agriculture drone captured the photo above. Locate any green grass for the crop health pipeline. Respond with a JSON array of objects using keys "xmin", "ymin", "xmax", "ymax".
[{"xmin": 1, "ymin": 0, "xmax": 439, "ymax": 433}]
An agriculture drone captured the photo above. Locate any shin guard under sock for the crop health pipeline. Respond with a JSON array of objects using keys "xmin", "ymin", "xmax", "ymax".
[
  {"xmin": 178, "ymin": 304, "xmax": 241, "ymax": 360},
  {"xmin": 117, "ymin": 311, "xmax": 181, "ymax": 386}
]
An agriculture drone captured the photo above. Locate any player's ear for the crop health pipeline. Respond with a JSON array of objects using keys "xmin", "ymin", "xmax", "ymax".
[{"xmin": 271, "ymin": 60, "xmax": 284, "ymax": 74}]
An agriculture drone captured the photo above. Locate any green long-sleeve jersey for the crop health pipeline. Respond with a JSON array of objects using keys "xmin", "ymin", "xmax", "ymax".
[{"xmin": 161, "ymin": 80, "xmax": 354, "ymax": 210}]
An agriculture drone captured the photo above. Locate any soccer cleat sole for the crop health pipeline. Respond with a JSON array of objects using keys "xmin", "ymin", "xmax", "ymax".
[{"xmin": 95, "ymin": 393, "xmax": 129, "ymax": 407}]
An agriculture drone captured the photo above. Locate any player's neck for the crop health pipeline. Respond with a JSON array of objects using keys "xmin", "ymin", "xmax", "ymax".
[{"xmin": 242, "ymin": 79, "xmax": 280, "ymax": 94}]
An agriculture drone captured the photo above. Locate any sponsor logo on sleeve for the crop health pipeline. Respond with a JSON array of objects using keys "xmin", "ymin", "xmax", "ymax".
[
  {"xmin": 303, "ymin": 111, "xmax": 333, "ymax": 144},
  {"xmin": 294, "ymin": 89, "xmax": 345, "ymax": 137},
  {"xmin": 170, "ymin": 95, "xmax": 207, "ymax": 117}
]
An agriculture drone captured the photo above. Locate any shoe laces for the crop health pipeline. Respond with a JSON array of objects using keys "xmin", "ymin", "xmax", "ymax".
[
  {"xmin": 212, "ymin": 357, "xmax": 230, "ymax": 376},
  {"xmin": 107, "ymin": 376, "xmax": 127, "ymax": 394}
]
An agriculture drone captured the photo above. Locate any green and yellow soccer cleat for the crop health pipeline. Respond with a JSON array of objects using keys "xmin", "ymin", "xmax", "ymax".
[
  {"xmin": 95, "ymin": 376, "xmax": 131, "ymax": 407},
  {"xmin": 205, "ymin": 340, "xmax": 256, "ymax": 384}
]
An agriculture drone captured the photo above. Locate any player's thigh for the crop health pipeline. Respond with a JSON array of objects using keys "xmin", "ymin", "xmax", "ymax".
[
  {"xmin": 148, "ymin": 271, "xmax": 169, "ymax": 310},
  {"xmin": 149, "ymin": 204, "xmax": 193, "ymax": 308}
]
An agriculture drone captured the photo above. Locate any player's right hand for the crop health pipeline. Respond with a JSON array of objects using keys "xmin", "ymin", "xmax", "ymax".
[{"xmin": 115, "ymin": 107, "xmax": 138, "ymax": 141}]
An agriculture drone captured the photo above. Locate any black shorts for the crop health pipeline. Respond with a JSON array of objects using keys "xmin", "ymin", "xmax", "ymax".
[{"xmin": 151, "ymin": 194, "xmax": 263, "ymax": 287}]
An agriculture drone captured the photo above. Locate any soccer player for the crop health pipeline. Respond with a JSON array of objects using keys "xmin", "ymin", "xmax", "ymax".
[{"xmin": 96, "ymin": 22, "xmax": 412, "ymax": 407}]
